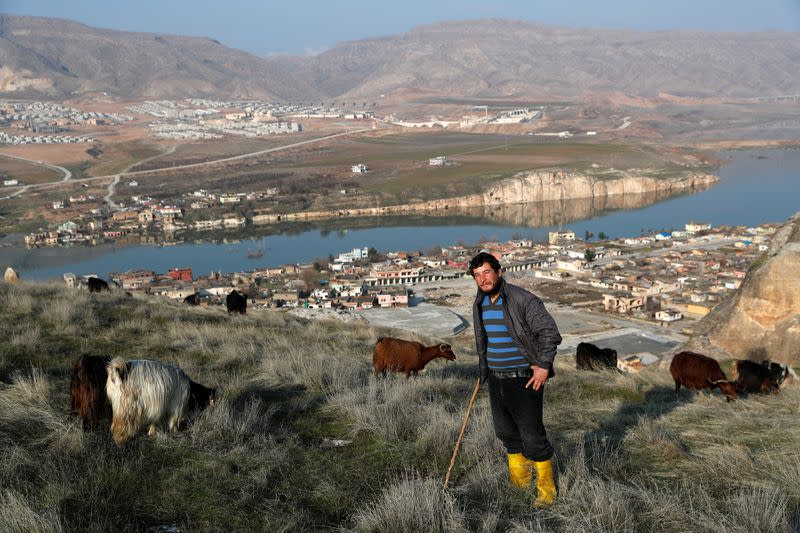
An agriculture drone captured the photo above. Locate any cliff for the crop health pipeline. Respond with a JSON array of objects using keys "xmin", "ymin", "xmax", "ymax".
[
  {"xmin": 686, "ymin": 211, "xmax": 800, "ymax": 365},
  {"xmin": 422, "ymin": 170, "xmax": 718, "ymax": 209},
  {"xmin": 256, "ymin": 170, "xmax": 718, "ymax": 224}
]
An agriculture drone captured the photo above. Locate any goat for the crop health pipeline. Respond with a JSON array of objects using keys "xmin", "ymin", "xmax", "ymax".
[
  {"xmin": 70, "ymin": 354, "xmax": 112, "ymax": 429},
  {"xmin": 105, "ymin": 358, "xmax": 190, "ymax": 445},
  {"xmin": 670, "ymin": 351, "xmax": 737, "ymax": 402},
  {"xmin": 373, "ymin": 337, "xmax": 457, "ymax": 378}
]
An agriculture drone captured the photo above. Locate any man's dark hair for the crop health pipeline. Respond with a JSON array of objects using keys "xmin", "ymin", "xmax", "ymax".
[{"xmin": 468, "ymin": 251, "xmax": 501, "ymax": 276}]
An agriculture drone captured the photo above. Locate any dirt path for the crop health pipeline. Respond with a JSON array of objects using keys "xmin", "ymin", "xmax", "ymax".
[{"xmin": 104, "ymin": 145, "xmax": 177, "ymax": 209}]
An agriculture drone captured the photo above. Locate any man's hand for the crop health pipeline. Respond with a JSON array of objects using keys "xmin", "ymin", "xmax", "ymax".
[{"xmin": 525, "ymin": 365, "xmax": 549, "ymax": 391}]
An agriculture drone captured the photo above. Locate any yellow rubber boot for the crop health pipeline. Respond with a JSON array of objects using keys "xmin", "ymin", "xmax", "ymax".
[
  {"xmin": 533, "ymin": 459, "xmax": 557, "ymax": 507},
  {"xmin": 507, "ymin": 453, "xmax": 532, "ymax": 488}
]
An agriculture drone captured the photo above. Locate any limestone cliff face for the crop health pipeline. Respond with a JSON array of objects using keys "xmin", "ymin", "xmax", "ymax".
[
  {"xmin": 261, "ymin": 170, "xmax": 718, "ymax": 223},
  {"xmin": 422, "ymin": 170, "xmax": 718, "ymax": 209},
  {"xmin": 687, "ymin": 212, "xmax": 800, "ymax": 365}
]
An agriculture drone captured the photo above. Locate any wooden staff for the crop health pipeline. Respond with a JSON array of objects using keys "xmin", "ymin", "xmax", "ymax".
[{"xmin": 443, "ymin": 377, "xmax": 481, "ymax": 488}]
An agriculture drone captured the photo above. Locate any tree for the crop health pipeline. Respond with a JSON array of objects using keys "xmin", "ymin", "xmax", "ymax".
[
  {"xmin": 598, "ymin": 231, "xmax": 607, "ymax": 241},
  {"xmin": 584, "ymin": 230, "xmax": 594, "ymax": 240},
  {"xmin": 584, "ymin": 248, "xmax": 597, "ymax": 263},
  {"xmin": 301, "ymin": 268, "xmax": 320, "ymax": 290},
  {"xmin": 424, "ymin": 245, "xmax": 443, "ymax": 257}
]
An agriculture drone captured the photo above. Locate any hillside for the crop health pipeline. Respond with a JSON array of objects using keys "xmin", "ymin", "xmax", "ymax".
[
  {"xmin": 0, "ymin": 14, "xmax": 318, "ymax": 100},
  {"xmin": 1, "ymin": 15, "xmax": 799, "ymax": 100},
  {"xmin": 297, "ymin": 20, "xmax": 800, "ymax": 100},
  {"xmin": 686, "ymin": 211, "xmax": 800, "ymax": 365},
  {"xmin": 1, "ymin": 282, "xmax": 799, "ymax": 530}
]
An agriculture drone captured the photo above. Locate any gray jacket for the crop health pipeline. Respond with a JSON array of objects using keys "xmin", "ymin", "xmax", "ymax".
[{"xmin": 473, "ymin": 278, "xmax": 562, "ymax": 382}]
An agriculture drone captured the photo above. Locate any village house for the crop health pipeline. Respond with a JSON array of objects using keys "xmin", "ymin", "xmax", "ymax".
[
  {"xmin": 219, "ymin": 194, "xmax": 240, "ymax": 205},
  {"xmin": 548, "ymin": 231, "xmax": 575, "ymax": 244},
  {"xmin": 368, "ymin": 266, "xmax": 423, "ymax": 286},
  {"xmin": 150, "ymin": 286, "xmax": 196, "ymax": 300},
  {"xmin": 603, "ymin": 292, "xmax": 646, "ymax": 314},
  {"xmin": 376, "ymin": 288, "xmax": 410, "ymax": 308},
  {"xmin": 116, "ymin": 270, "xmax": 155, "ymax": 290},
  {"xmin": 137, "ymin": 209, "xmax": 154, "ymax": 224},
  {"xmin": 685, "ymin": 221, "xmax": 711, "ymax": 233},
  {"xmin": 223, "ymin": 216, "xmax": 246, "ymax": 228},
  {"xmin": 57, "ymin": 220, "xmax": 80, "ymax": 234},
  {"xmin": 193, "ymin": 219, "xmax": 223, "ymax": 230},
  {"xmin": 343, "ymin": 294, "xmax": 377, "ymax": 309},
  {"xmin": 168, "ymin": 267, "xmax": 192, "ymax": 282},
  {"xmin": 112, "ymin": 210, "xmax": 139, "ymax": 223},
  {"xmin": 655, "ymin": 309, "xmax": 683, "ymax": 322},
  {"xmin": 332, "ymin": 282, "xmax": 364, "ymax": 298}
]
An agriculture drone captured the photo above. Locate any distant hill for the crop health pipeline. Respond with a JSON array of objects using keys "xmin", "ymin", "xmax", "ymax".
[
  {"xmin": 301, "ymin": 20, "xmax": 800, "ymax": 100},
  {"xmin": 0, "ymin": 14, "xmax": 319, "ymax": 100},
  {"xmin": 1, "ymin": 15, "xmax": 799, "ymax": 101}
]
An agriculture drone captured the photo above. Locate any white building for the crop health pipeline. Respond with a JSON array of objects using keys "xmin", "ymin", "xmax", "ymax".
[
  {"xmin": 351, "ymin": 163, "xmax": 368, "ymax": 173},
  {"xmin": 429, "ymin": 156, "xmax": 447, "ymax": 166},
  {"xmin": 655, "ymin": 309, "xmax": 683, "ymax": 322},
  {"xmin": 548, "ymin": 231, "xmax": 575, "ymax": 244},
  {"xmin": 685, "ymin": 222, "xmax": 711, "ymax": 233}
]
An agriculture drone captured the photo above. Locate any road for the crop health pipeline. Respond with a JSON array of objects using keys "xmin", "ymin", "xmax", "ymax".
[
  {"xmin": 104, "ymin": 145, "xmax": 177, "ymax": 209},
  {"xmin": 0, "ymin": 127, "xmax": 373, "ymax": 201},
  {"xmin": 0, "ymin": 153, "xmax": 72, "ymax": 200}
]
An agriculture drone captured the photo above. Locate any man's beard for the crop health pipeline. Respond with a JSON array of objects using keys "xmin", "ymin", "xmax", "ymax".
[{"xmin": 480, "ymin": 278, "xmax": 501, "ymax": 296}]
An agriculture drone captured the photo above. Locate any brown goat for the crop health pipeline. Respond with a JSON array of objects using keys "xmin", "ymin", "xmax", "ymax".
[
  {"xmin": 670, "ymin": 351, "xmax": 737, "ymax": 402},
  {"xmin": 70, "ymin": 354, "xmax": 112, "ymax": 428},
  {"xmin": 373, "ymin": 337, "xmax": 457, "ymax": 378}
]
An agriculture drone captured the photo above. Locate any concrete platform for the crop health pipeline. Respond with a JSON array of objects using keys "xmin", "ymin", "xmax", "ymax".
[
  {"xmin": 355, "ymin": 302, "xmax": 469, "ymax": 340},
  {"xmin": 559, "ymin": 327, "xmax": 680, "ymax": 358}
]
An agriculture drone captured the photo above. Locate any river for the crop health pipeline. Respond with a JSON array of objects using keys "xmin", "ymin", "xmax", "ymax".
[{"xmin": 4, "ymin": 149, "xmax": 799, "ymax": 281}]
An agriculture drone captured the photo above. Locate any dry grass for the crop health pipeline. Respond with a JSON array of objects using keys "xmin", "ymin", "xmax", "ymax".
[{"xmin": 0, "ymin": 282, "xmax": 799, "ymax": 531}]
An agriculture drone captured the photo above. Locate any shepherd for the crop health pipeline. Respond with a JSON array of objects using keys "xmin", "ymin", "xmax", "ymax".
[{"xmin": 469, "ymin": 251, "xmax": 562, "ymax": 507}]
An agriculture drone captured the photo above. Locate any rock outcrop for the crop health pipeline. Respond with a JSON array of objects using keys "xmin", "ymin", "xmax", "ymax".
[
  {"xmin": 257, "ymin": 170, "xmax": 718, "ymax": 224},
  {"xmin": 4, "ymin": 266, "xmax": 20, "ymax": 284},
  {"xmin": 686, "ymin": 212, "xmax": 800, "ymax": 365},
  {"xmin": 423, "ymin": 170, "xmax": 718, "ymax": 209}
]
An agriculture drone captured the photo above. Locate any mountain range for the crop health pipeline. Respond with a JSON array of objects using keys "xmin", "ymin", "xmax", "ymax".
[{"xmin": 1, "ymin": 14, "xmax": 799, "ymax": 101}]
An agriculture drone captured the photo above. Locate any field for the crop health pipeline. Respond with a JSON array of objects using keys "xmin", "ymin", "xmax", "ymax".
[
  {"xmin": 130, "ymin": 136, "xmax": 316, "ymax": 172},
  {"xmin": 0, "ymin": 156, "xmax": 63, "ymax": 185},
  {"xmin": 1, "ymin": 282, "xmax": 798, "ymax": 531},
  {"xmin": 117, "ymin": 131, "xmax": 712, "ymax": 207}
]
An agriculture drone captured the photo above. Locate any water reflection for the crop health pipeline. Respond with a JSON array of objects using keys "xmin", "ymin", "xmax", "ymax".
[{"xmin": 7, "ymin": 149, "xmax": 800, "ymax": 280}]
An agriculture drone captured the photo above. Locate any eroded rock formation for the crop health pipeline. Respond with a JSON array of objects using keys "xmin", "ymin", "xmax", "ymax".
[
  {"xmin": 687, "ymin": 212, "xmax": 800, "ymax": 365},
  {"xmin": 259, "ymin": 170, "xmax": 718, "ymax": 225}
]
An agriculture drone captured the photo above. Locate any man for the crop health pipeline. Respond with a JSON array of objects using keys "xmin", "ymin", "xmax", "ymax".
[{"xmin": 469, "ymin": 251, "xmax": 562, "ymax": 506}]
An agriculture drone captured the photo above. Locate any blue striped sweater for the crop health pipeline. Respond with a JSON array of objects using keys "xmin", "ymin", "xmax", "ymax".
[{"xmin": 481, "ymin": 295, "xmax": 529, "ymax": 370}]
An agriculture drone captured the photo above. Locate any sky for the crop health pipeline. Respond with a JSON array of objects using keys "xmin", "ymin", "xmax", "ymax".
[{"xmin": 3, "ymin": 0, "xmax": 800, "ymax": 56}]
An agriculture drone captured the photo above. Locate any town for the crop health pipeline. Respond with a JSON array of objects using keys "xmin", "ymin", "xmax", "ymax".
[{"xmin": 58, "ymin": 220, "xmax": 773, "ymax": 334}]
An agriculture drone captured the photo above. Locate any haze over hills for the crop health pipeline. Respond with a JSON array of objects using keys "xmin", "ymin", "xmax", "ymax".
[{"xmin": 1, "ymin": 14, "xmax": 799, "ymax": 101}]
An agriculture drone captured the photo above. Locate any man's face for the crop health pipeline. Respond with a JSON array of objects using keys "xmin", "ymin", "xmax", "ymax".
[{"xmin": 472, "ymin": 261, "xmax": 502, "ymax": 295}]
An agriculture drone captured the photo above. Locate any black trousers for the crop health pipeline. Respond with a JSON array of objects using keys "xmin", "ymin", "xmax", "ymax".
[{"xmin": 487, "ymin": 374, "xmax": 554, "ymax": 461}]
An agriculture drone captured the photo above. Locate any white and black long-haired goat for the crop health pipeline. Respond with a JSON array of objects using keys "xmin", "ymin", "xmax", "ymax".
[{"xmin": 105, "ymin": 358, "xmax": 191, "ymax": 445}]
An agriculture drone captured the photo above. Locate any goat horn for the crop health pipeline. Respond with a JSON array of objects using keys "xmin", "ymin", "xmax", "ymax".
[{"xmin": 440, "ymin": 343, "xmax": 448, "ymax": 352}]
